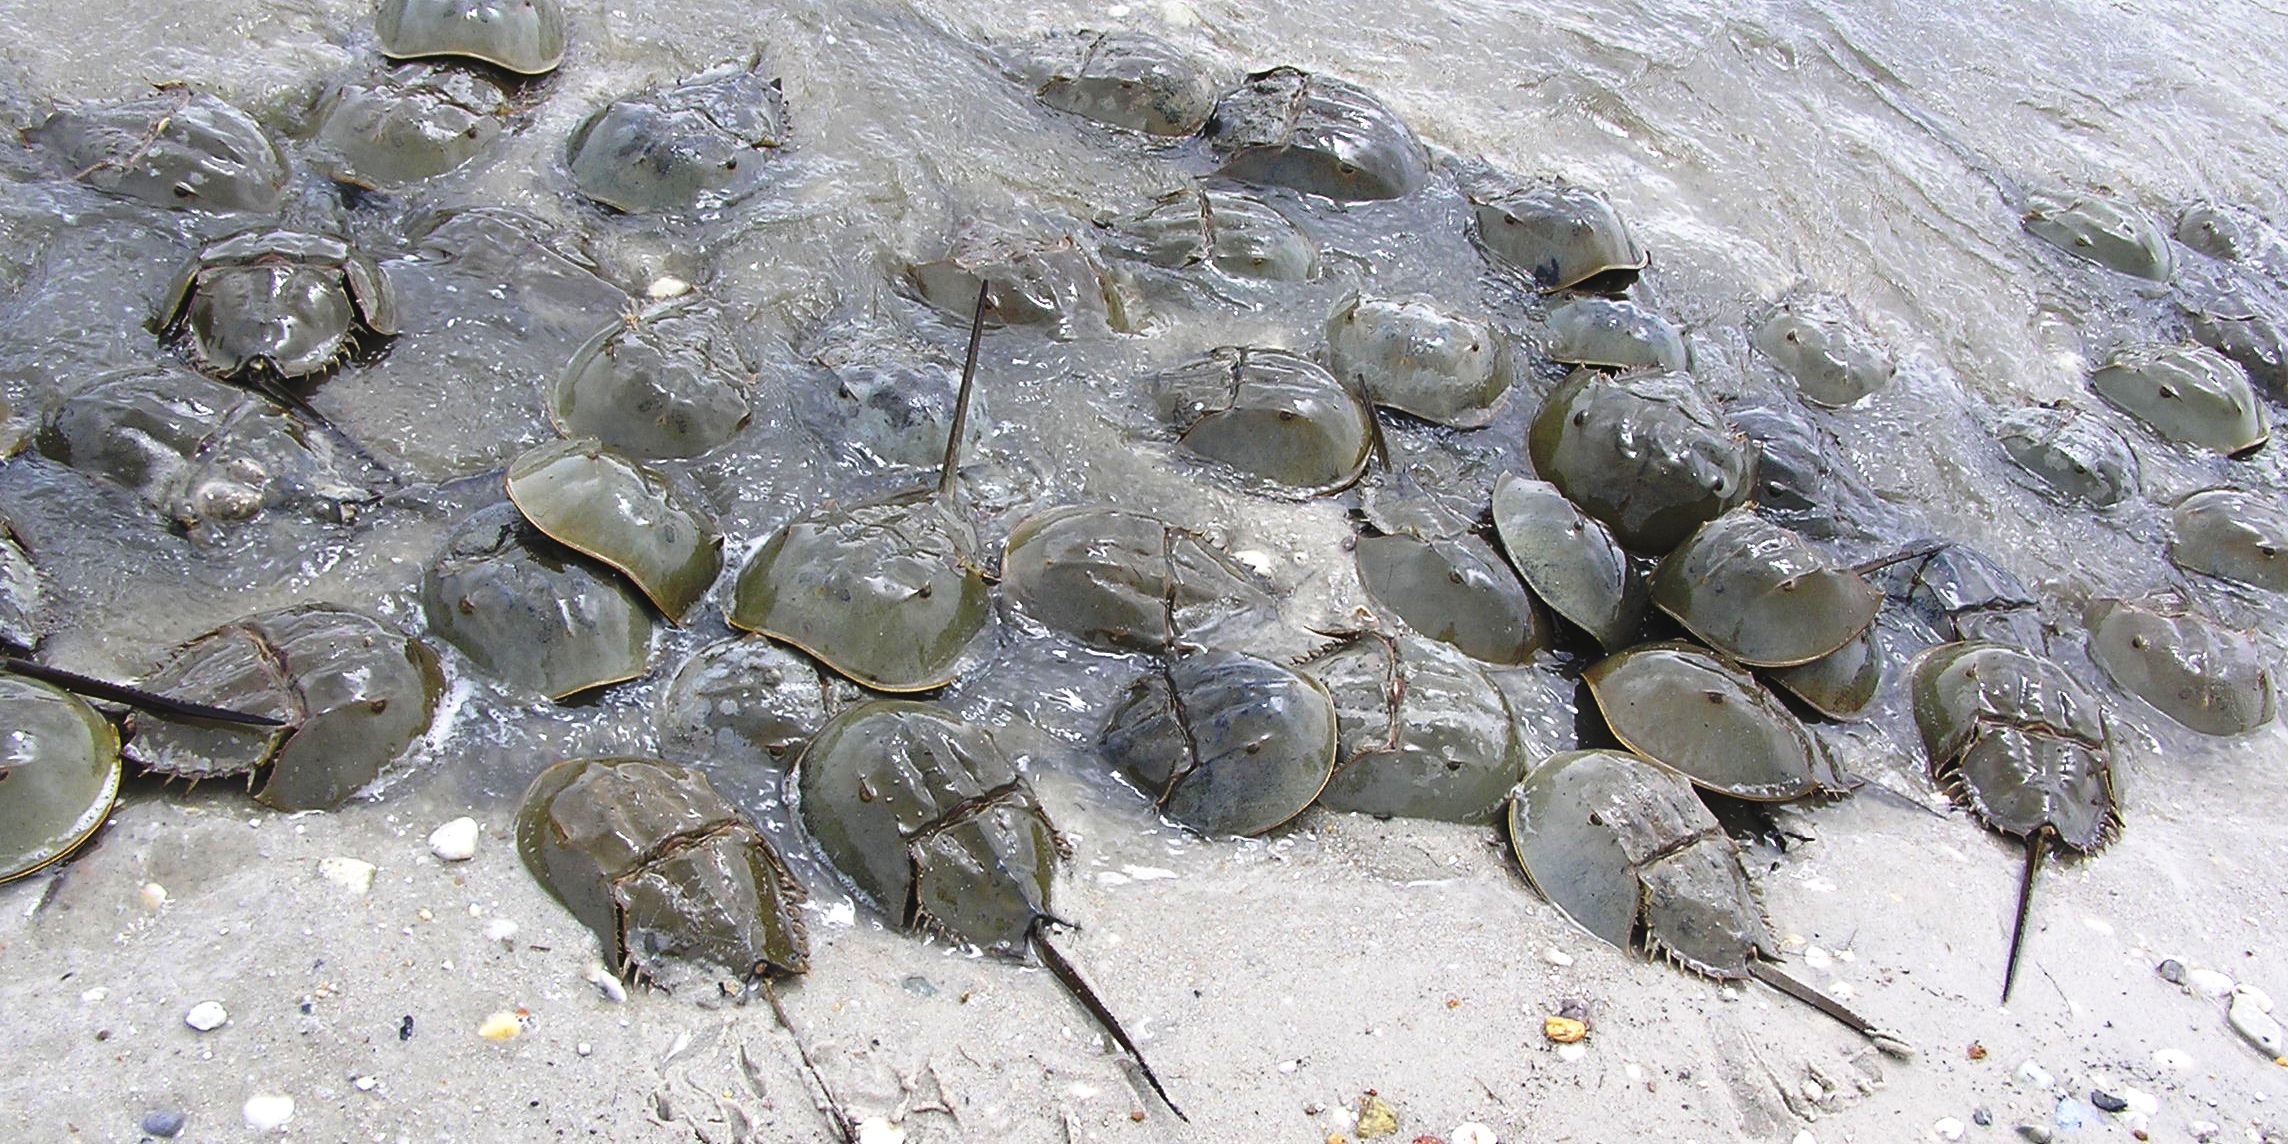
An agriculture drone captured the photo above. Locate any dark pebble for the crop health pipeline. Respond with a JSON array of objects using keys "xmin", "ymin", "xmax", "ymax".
[
  {"xmin": 1973, "ymin": 1108, "xmax": 1993, "ymax": 1126},
  {"xmin": 399, "ymin": 1014, "xmax": 415, "ymax": 1041},
  {"xmin": 2158, "ymin": 958, "xmax": 2187, "ymax": 984},
  {"xmin": 140, "ymin": 1110, "xmax": 186, "ymax": 1137},
  {"xmin": 2091, "ymin": 1089, "xmax": 2129, "ymax": 1113}
]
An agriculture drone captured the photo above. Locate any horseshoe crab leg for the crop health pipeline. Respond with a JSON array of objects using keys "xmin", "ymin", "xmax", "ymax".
[
  {"xmin": 759, "ymin": 979, "xmax": 858, "ymax": 1144},
  {"xmin": 2, "ymin": 655, "xmax": 286, "ymax": 726},
  {"xmin": 1028, "ymin": 920, "xmax": 1186, "ymax": 1121},
  {"xmin": 2001, "ymin": 830, "xmax": 2046, "ymax": 1005},
  {"xmin": 1747, "ymin": 959, "xmax": 1917, "ymax": 1059}
]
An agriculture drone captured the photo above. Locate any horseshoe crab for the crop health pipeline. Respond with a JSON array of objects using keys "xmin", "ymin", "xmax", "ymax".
[
  {"xmin": 1584, "ymin": 641, "xmax": 1848, "ymax": 802},
  {"xmin": 0, "ymin": 675, "xmax": 121, "ymax": 883},
  {"xmin": 0, "ymin": 520, "xmax": 36, "ymax": 651},
  {"xmin": 1528, "ymin": 369, "xmax": 1755, "ymax": 554},
  {"xmin": 1765, "ymin": 628, "xmax": 1884, "ymax": 721},
  {"xmin": 566, "ymin": 56, "xmax": 790, "ymax": 216},
  {"xmin": 1911, "ymin": 640, "xmax": 2116, "ymax": 1002},
  {"xmin": 422, "ymin": 504, "xmax": 655, "ymax": 700},
  {"xmin": 2085, "ymin": 596, "xmax": 2276, "ymax": 736},
  {"xmin": 1753, "ymin": 299, "xmax": 1896, "ymax": 407},
  {"xmin": 795, "ymin": 323, "xmax": 983, "ymax": 472},
  {"xmin": 1353, "ymin": 530, "xmax": 1547, "ymax": 665},
  {"xmin": 1993, "ymin": 404, "xmax": 2142, "ymax": 507},
  {"xmin": 1462, "ymin": 174, "xmax": 1648, "ymax": 295},
  {"xmin": 26, "ymin": 86, "xmax": 287, "ymax": 213},
  {"xmin": 1097, "ymin": 184, "xmax": 1316, "ymax": 282},
  {"xmin": 2169, "ymin": 488, "xmax": 2288, "ymax": 592},
  {"xmin": 311, "ymin": 63, "xmax": 511, "ymax": 189},
  {"xmin": 1542, "ymin": 296, "xmax": 1688, "ymax": 373},
  {"xmin": 1507, "ymin": 749, "xmax": 1910, "ymax": 1054},
  {"xmin": 1302, "ymin": 633, "xmax": 1526, "ymax": 823},
  {"xmin": 795, "ymin": 700, "xmax": 1183, "ymax": 1115},
  {"xmin": 1648, "ymin": 507, "xmax": 1881, "ymax": 668},
  {"xmin": 1012, "ymin": 30, "xmax": 1218, "ymax": 136},
  {"xmin": 1203, "ymin": 67, "xmax": 1427, "ymax": 201},
  {"xmin": 2177, "ymin": 202, "xmax": 2287, "ymax": 267},
  {"xmin": 1000, "ymin": 505, "xmax": 1304, "ymax": 658},
  {"xmin": 1098, "ymin": 649, "xmax": 1337, "ymax": 836},
  {"xmin": 376, "ymin": 0, "xmax": 567, "ymax": 75},
  {"xmin": 41, "ymin": 366, "xmax": 374, "ymax": 533},
  {"xmin": 1876, "ymin": 543, "xmax": 2051, "ymax": 651},
  {"xmin": 124, "ymin": 605, "xmax": 443, "ymax": 811},
  {"xmin": 1727, "ymin": 401, "xmax": 1896, "ymax": 545},
  {"xmin": 656, "ymin": 638, "xmax": 833, "ymax": 769},
  {"xmin": 2022, "ymin": 190, "xmax": 2174, "ymax": 281},
  {"xmin": 517, "ymin": 756, "xmax": 855, "ymax": 1138},
  {"xmin": 1325, "ymin": 293, "xmax": 1515, "ymax": 428},
  {"xmin": 2180, "ymin": 283, "xmax": 2288, "ymax": 395},
  {"xmin": 728, "ymin": 287, "xmax": 994, "ymax": 691},
  {"xmin": 1145, "ymin": 346, "xmax": 1373, "ymax": 496},
  {"xmin": 155, "ymin": 229, "xmax": 400, "ymax": 380},
  {"xmin": 505, "ymin": 438, "xmax": 724, "ymax": 624},
  {"xmin": 1490, "ymin": 473, "xmax": 1648, "ymax": 652},
  {"xmin": 2088, "ymin": 344, "xmax": 2268, "ymax": 456},
  {"xmin": 909, "ymin": 219, "xmax": 1118, "ymax": 336},
  {"xmin": 552, "ymin": 299, "xmax": 756, "ymax": 459}
]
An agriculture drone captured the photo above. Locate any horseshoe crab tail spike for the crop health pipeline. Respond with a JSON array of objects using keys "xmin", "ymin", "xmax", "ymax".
[
  {"xmin": 1028, "ymin": 921, "xmax": 1187, "ymax": 1121},
  {"xmin": 1747, "ymin": 959, "xmax": 1918, "ymax": 1059},
  {"xmin": 1851, "ymin": 538, "xmax": 1952, "ymax": 578},
  {"xmin": 760, "ymin": 979, "xmax": 858, "ymax": 1144},
  {"xmin": 3, "ymin": 655, "xmax": 287, "ymax": 727},
  {"xmin": 937, "ymin": 280, "xmax": 989, "ymax": 499},
  {"xmin": 2002, "ymin": 831, "xmax": 2046, "ymax": 1005}
]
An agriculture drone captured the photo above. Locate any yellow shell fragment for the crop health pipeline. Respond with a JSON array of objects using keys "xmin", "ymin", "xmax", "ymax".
[
  {"xmin": 477, "ymin": 1010, "xmax": 524, "ymax": 1040},
  {"xmin": 1543, "ymin": 1015, "xmax": 1588, "ymax": 1043}
]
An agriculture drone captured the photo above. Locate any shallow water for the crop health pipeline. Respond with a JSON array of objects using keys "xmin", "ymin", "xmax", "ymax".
[{"xmin": 1, "ymin": 0, "xmax": 2286, "ymax": 1139}]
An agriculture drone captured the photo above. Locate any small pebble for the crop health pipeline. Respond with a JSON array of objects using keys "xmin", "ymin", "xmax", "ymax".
[
  {"xmin": 2016, "ymin": 1127, "xmax": 2052, "ymax": 1143},
  {"xmin": 647, "ymin": 276, "xmax": 693, "ymax": 300},
  {"xmin": 855, "ymin": 1118, "xmax": 907, "ymax": 1144},
  {"xmin": 2121, "ymin": 1088, "xmax": 2158, "ymax": 1115},
  {"xmin": 2015, "ymin": 1060, "xmax": 2054, "ymax": 1089},
  {"xmin": 1791, "ymin": 1132, "xmax": 1816, "ymax": 1144},
  {"xmin": 1543, "ymin": 1016, "xmax": 1587, "ymax": 1043},
  {"xmin": 1556, "ymin": 1043, "xmax": 1587, "ymax": 1063},
  {"xmin": 2090, "ymin": 1090, "xmax": 2127, "ymax": 1113},
  {"xmin": 1972, "ymin": 1108, "xmax": 1992, "ymax": 1127},
  {"xmin": 140, "ymin": 1110, "xmax": 186, "ymax": 1137},
  {"xmin": 428, "ymin": 817, "xmax": 479, "ymax": 862},
  {"xmin": 2157, "ymin": 958, "xmax": 2187, "ymax": 984},
  {"xmin": 1542, "ymin": 948, "xmax": 1574, "ymax": 968},
  {"xmin": 317, "ymin": 856, "xmax": 375, "ymax": 895},
  {"xmin": 478, "ymin": 1010, "xmax": 523, "ymax": 1041},
  {"xmin": 351, "ymin": 1075, "xmax": 377, "ymax": 1092},
  {"xmin": 1933, "ymin": 1116, "xmax": 1964, "ymax": 1140},
  {"xmin": 2187, "ymin": 968, "xmax": 2235, "ymax": 998},
  {"xmin": 576, "ymin": 1042, "xmax": 593, "ymax": 1057},
  {"xmin": 1355, "ymin": 1093, "xmax": 1398, "ymax": 1138},
  {"xmin": 242, "ymin": 1094, "xmax": 294, "ymax": 1132},
  {"xmin": 139, "ymin": 882, "xmax": 169, "ymax": 911},
  {"xmin": 585, "ymin": 963, "xmax": 629, "ymax": 1003},
  {"xmin": 484, "ymin": 917, "xmax": 519, "ymax": 943},
  {"xmin": 2229, "ymin": 991, "xmax": 2285, "ymax": 1056},
  {"xmin": 2191, "ymin": 1120, "xmax": 2220, "ymax": 1141},
  {"xmin": 183, "ymin": 1000, "xmax": 228, "ymax": 1032},
  {"xmin": 1803, "ymin": 946, "xmax": 1833, "ymax": 971},
  {"xmin": 1450, "ymin": 1125, "xmax": 1496, "ymax": 1144}
]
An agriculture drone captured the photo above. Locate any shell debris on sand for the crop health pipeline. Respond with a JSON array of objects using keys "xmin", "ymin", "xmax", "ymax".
[
  {"xmin": 183, "ymin": 999, "xmax": 228, "ymax": 1031},
  {"xmin": 317, "ymin": 856, "xmax": 376, "ymax": 894},
  {"xmin": 427, "ymin": 816, "xmax": 480, "ymax": 861},
  {"xmin": 241, "ymin": 1093, "xmax": 294, "ymax": 1131},
  {"xmin": 478, "ymin": 1009, "xmax": 527, "ymax": 1040}
]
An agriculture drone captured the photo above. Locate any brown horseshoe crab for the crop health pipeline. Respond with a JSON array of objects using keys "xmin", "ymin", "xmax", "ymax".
[
  {"xmin": 728, "ymin": 285, "xmax": 994, "ymax": 691},
  {"xmin": 1507, "ymin": 749, "xmax": 1911, "ymax": 1055},
  {"xmin": 1098, "ymin": 649, "xmax": 1338, "ymax": 837},
  {"xmin": 155, "ymin": 229, "xmax": 400, "ymax": 380},
  {"xmin": 1911, "ymin": 641, "xmax": 2117, "ymax": 1002},
  {"xmin": 517, "ymin": 756, "xmax": 853, "ymax": 1140},
  {"xmin": 796, "ymin": 700, "xmax": 1184, "ymax": 1116}
]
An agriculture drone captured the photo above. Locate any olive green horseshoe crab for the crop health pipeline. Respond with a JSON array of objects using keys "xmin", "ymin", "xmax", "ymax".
[
  {"xmin": 376, "ymin": 0, "xmax": 567, "ymax": 76},
  {"xmin": 1648, "ymin": 506, "xmax": 1883, "ymax": 669},
  {"xmin": 1010, "ymin": 30, "xmax": 1219, "ymax": 136},
  {"xmin": 1301, "ymin": 632, "xmax": 1528, "ymax": 823},
  {"xmin": 2022, "ymin": 189, "xmax": 2174, "ymax": 282},
  {"xmin": 1202, "ymin": 67, "xmax": 1427, "ymax": 201},
  {"xmin": 1507, "ymin": 749, "xmax": 1912, "ymax": 1056},
  {"xmin": 551, "ymin": 298, "xmax": 757, "ymax": 460},
  {"xmin": 795, "ymin": 700, "xmax": 1184, "ymax": 1117},
  {"xmin": 27, "ymin": 86, "xmax": 287, "ymax": 214},
  {"xmin": 1752, "ymin": 297, "xmax": 1895, "ymax": 407},
  {"xmin": 1143, "ymin": 345, "xmax": 1373, "ymax": 496},
  {"xmin": 1993, "ymin": 404, "xmax": 2141, "ymax": 507},
  {"xmin": 565, "ymin": 56, "xmax": 790, "ymax": 217},
  {"xmin": 1000, "ymin": 504, "xmax": 1307, "ymax": 658},
  {"xmin": 1461, "ymin": 173, "xmax": 1648, "ymax": 295},
  {"xmin": 1098, "ymin": 648, "xmax": 1338, "ymax": 837},
  {"xmin": 154, "ymin": 229, "xmax": 400, "ymax": 380},
  {"xmin": 2087, "ymin": 343, "xmax": 2269, "ymax": 457},
  {"xmin": 0, "ymin": 675, "xmax": 122, "ymax": 884},
  {"xmin": 1489, "ymin": 473, "xmax": 1648, "ymax": 653},
  {"xmin": 311, "ymin": 63, "xmax": 511, "ymax": 190},
  {"xmin": 1097, "ymin": 183, "xmax": 1317, "ymax": 284},
  {"xmin": 1911, "ymin": 641, "xmax": 2117, "ymax": 1003},
  {"xmin": 504, "ymin": 437, "xmax": 724, "ymax": 625},
  {"xmin": 1351, "ymin": 528, "xmax": 1548, "ymax": 666},
  {"xmin": 1528, "ymin": 369, "xmax": 1755, "ymax": 554},
  {"xmin": 517, "ymin": 756, "xmax": 854, "ymax": 1141},
  {"xmin": 2084, "ymin": 596, "xmax": 2275, "ymax": 736},
  {"xmin": 2169, "ymin": 488, "xmax": 2288, "ymax": 593},
  {"xmin": 421, "ymin": 503, "xmax": 655, "ymax": 700},
  {"xmin": 1542, "ymin": 296, "xmax": 1687, "ymax": 374},
  {"xmin": 1325, "ymin": 293, "xmax": 1516, "ymax": 428},
  {"xmin": 727, "ymin": 285, "xmax": 995, "ymax": 691},
  {"xmin": 123, "ymin": 605, "xmax": 442, "ymax": 811},
  {"xmin": 1583, "ymin": 641, "xmax": 1851, "ymax": 802}
]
